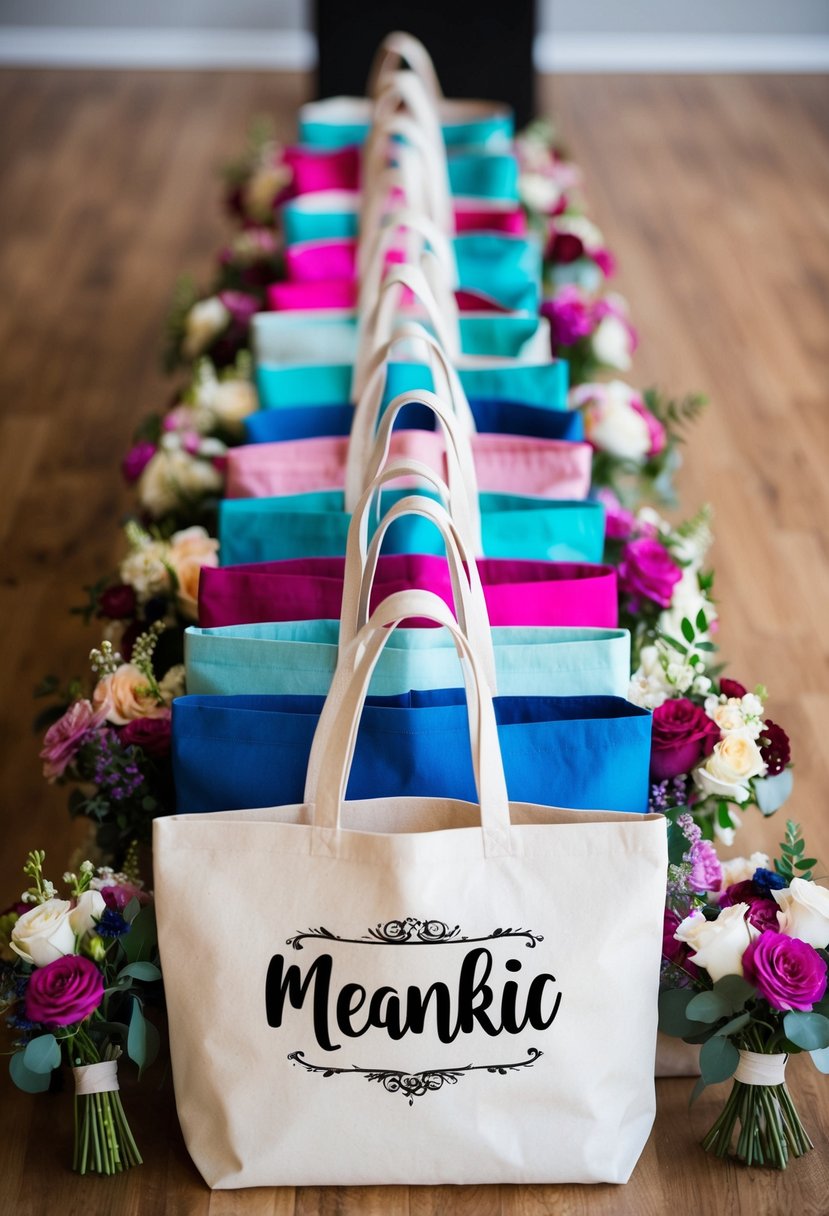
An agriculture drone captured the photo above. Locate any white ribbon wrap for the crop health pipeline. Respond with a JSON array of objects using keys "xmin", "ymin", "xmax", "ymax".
[
  {"xmin": 734, "ymin": 1050, "xmax": 788, "ymax": 1086},
  {"xmin": 73, "ymin": 1060, "xmax": 120, "ymax": 1096}
]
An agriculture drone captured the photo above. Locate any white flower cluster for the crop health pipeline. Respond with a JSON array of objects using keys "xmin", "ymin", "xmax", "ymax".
[
  {"xmin": 118, "ymin": 525, "xmax": 219, "ymax": 620},
  {"xmin": 694, "ymin": 691, "xmax": 768, "ymax": 806},
  {"xmin": 628, "ymin": 641, "xmax": 712, "ymax": 710}
]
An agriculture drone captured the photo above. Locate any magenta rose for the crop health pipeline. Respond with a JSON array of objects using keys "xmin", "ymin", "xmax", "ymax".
[
  {"xmin": 121, "ymin": 442, "xmax": 156, "ymax": 485},
  {"xmin": 541, "ymin": 286, "xmax": 594, "ymax": 350},
  {"xmin": 120, "ymin": 715, "xmax": 172, "ymax": 758},
  {"xmin": 742, "ymin": 931, "xmax": 827, "ymax": 1011},
  {"xmin": 101, "ymin": 882, "xmax": 151, "ymax": 912},
  {"xmin": 40, "ymin": 699, "xmax": 108, "ymax": 782},
  {"xmin": 618, "ymin": 537, "xmax": 683, "ymax": 609},
  {"xmin": 25, "ymin": 955, "xmax": 105, "ymax": 1026},
  {"xmin": 650, "ymin": 698, "xmax": 719, "ymax": 781},
  {"xmin": 547, "ymin": 230, "xmax": 584, "ymax": 265},
  {"xmin": 630, "ymin": 398, "xmax": 667, "ymax": 458},
  {"xmin": 662, "ymin": 908, "xmax": 700, "ymax": 978},
  {"xmin": 98, "ymin": 583, "xmax": 137, "ymax": 621},
  {"xmin": 593, "ymin": 247, "xmax": 616, "ymax": 277},
  {"xmin": 218, "ymin": 290, "xmax": 259, "ymax": 326}
]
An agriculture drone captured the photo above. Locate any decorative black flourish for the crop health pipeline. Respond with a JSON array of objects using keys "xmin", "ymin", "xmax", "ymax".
[
  {"xmin": 286, "ymin": 918, "xmax": 543, "ymax": 950},
  {"xmin": 288, "ymin": 1048, "xmax": 543, "ymax": 1106}
]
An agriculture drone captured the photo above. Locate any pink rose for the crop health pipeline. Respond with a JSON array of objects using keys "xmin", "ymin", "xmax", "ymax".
[
  {"xmin": 541, "ymin": 286, "xmax": 594, "ymax": 351},
  {"xmin": 593, "ymin": 248, "xmax": 616, "ymax": 277},
  {"xmin": 92, "ymin": 664, "xmax": 170, "ymax": 725},
  {"xmin": 630, "ymin": 398, "xmax": 667, "ymax": 458},
  {"xmin": 650, "ymin": 698, "xmax": 719, "ymax": 782},
  {"xmin": 100, "ymin": 882, "xmax": 150, "ymax": 912},
  {"xmin": 121, "ymin": 442, "xmax": 156, "ymax": 485},
  {"xmin": 618, "ymin": 537, "xmax": 683, "ymax": 608},
  {"xmin": 25, "ymin": 955, "xmax": 105, "ymax": 1026},
  {"xmin": 40, "ymin": 700, "xmax": 108, "ymax": 782}
]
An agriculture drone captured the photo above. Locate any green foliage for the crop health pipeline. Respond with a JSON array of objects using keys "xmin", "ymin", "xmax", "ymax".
[
  {"xmin": 643, "ymin": 387, "xmax": 708, "ymax": 437},
  {"xmin": 775, "ymin": 820, "xmax": 816, "ymax": 883},
  {"xmin": 783, "ymin": 1011, "xmax": 829, "ymax": 1052},
  {"xmin": 699, "ymin": 1035, "xmax": 739, "ymax": 1087},
  {"xmin": 23, "ymin": 1034, "xmax": 61, "ymax": 1075},
  {"xmin": 10, "ymin": 1051, "xmax": 51, "ymax": 1094}
]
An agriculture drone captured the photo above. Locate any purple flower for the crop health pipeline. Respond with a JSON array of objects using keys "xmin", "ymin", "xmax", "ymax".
[
  {"xmin": 120, "ymin": 715, "xmax": 172, "ymax": 758},
  {"xmin": 121, "ymin": 442, "xmax": 156, "ymax": 485},
  {"xmin": 541, "ymin": 286, "xmax": 594, "ymax": 350},
  {"xmin": 742, "ymin": 931, "xmax": 827, "ymax": 1011},
  {"xmin": 25, "ymin": 956, "xmax": 104, "ymax": 1026},
  {"xmin": 40, "ymin": 700, "xmax": 108, "ymax": 782},
  {"xmin": 688, "ymin": 839, "xmax": 723, "ymax": 895},
  {"xmin": 618, "ymin": 537, "xmax": 683, "ymax": 609}
]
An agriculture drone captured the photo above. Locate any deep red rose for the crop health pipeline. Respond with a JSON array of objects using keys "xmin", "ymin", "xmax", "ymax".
[
  {"xmin": 121, "ymin": 442, "xmax": 156, "ymax": 485},
  {"xmin": 101, "ymin": 882, "xmax": 151, "ymax": 912},
  {"xmin": 98, "ymin": 583, "xmax": 137, "ymax": 621},
  {"xmin": 548, "ymin": 231, "xmax": 584, "ymax": 265},
  {"xmin": 120, "ymin": 715, "xmax": 172, "ymax": 758},
  {"xmin": 650, "ymin": 698, "xmax": 720, "ymax": 781},
  {"xmin": 719, "ymin": 678, "xmax": 747, "ymax": 699},
  {"xmin": 760, "ymin": 720, "xmax": 791, "ymax": 776},
  {"xmin": 719, "ymin": 881, "xmax": 781, "ymax": 933},
  {"xmin": 662, "ymin": 908, "xmax": 700, "ymax": 979}
]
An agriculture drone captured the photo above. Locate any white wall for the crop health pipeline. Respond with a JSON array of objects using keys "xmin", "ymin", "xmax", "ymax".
[{"xmin": 1, "ymin": 0, "xmax": 827, "ymax": 70}]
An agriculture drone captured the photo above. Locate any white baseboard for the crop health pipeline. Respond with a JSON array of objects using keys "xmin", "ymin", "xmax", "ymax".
[
  {"xmin": 0, "ymin": 26, "xmax": 828, "ymax": 73},
  {"xmin": 534, "ymin": 32, "xmax": 829, "ymax": 73}
]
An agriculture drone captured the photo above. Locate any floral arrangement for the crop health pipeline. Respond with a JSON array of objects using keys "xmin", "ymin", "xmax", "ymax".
[
  {"xmin": 659, "ymin": 819, "xmax": 828, "ymax": 1167},
  {"xmin": 1, "ymin": 850, "xmax": 160, "ymax": 1174}
]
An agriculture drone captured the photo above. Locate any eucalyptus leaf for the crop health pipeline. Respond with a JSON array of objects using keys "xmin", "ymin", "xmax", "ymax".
[
  {"xmin": 128, "ymin": 997, "xmax": 147, "ymax": 1074},
  {"xmin": 713, "ymin": 1012, "xmax": 751, "ymax": 1038},
  {"xmin": 700, "ymin": 1035, "xmax": 739, "ymax": 1085},
  {"xmin": 119, "ymin": 961, "xmax": 161, "ymax": 982},
  {"xmin": 783, "ymin": 1011, "xmax": 829, "ymax": 1051},
  {"xmin": 753, "ymin": 769, "xmax": 794, "ymax": 817},
  {"xmin": 810, "ymin": 1047, "xmax": 829, "ymax": 1074},
  {"xmin": 686, "ymin": 990, "xmax": 730, "ymax": 1024},
  {"xmin": 10, "ymin": 1052, "xmax": 51, "ymax": 1094},
  {"xmin": 123, "ymin": 897, "xmax": 141, "ymax": 924},
  {"xmin": 712, "ymin": 974, "xmax": 757, "ymax": 1010},
  {"xmin": 23, "ymin": 1034, "xmax": 61, "ymax": 1075},
  {"xmin": 121, "ymin": 904, "xmax": 157, "ymax": 965},
  {"xmin": 658, "ymin": 989, "xmax": 710, "ymax": 1038}
]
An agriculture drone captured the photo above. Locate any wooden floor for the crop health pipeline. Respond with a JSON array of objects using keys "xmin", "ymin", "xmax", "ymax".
[{"xmin": 1, "ymin": 69, "xmax": 828, "ymax": 1214}]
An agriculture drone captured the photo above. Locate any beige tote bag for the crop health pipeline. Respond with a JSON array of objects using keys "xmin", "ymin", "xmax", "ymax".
[{"xmin": 155, "ymin": 590, "xmax": 667, "ymax": 1188}]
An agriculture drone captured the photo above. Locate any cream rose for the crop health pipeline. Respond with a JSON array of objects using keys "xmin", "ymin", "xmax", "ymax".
[
  {"xmin": 708, "ymin": 701, "xmax": 749, "ymax": 735},
  {"xmin": 211, "ymin": 379, "xmax": 258, "ymax": 432},
  {"xmin": 718, "ymin": 852, "xmax": 771, "ymax": 893},
  {"xmin": 574, "ymin": 381, "xmax": 651, "ymax": 461},
  {"xmin": 167, "ymin": 526, "xmax": 220, "ymax": 620},
  {"xmin": 592, "ymin": 315, "xmax": 633, "ymax": 371},
  {"xmin": 137, "ymin": 448, "xmax": 223, "ymax": 519},
  {"xmin": 675, "ymin": 903, "xmax": 758, "ymax": 982},
  {"xmin": 159, "ymin": 663, "xmax": 187, "ymax": 703},
  {"xmin": 68, "ymin": 890, "xmax": 106, "ymax": 937},
  {"xmin": 119, "ymin": 539, "xmax": 170, "ymax": 600},
  {"xmin": 243, "ymin": 162, "xmax": 292, "ymax": 223},
  {"xmin": 693, "ymin": 734, "xmax": 767, "ymax": 803},
  {"xmin": 182, "ymin": 297, "xmax": 230, "ymax": 359},
  {"xmin": 92, "ymin": 663, "xmax": 169, "ymax": 725},
  {"xmin": 519, "ymin": 172, "xmax": 564, "ymax": 214},
  {"xmin": 773, "ymin": 878, "xmax": 829, "ymax": 950},
  {"xmin": 11, "ymin": 899, "xmax": 76, "ymax": 967}
]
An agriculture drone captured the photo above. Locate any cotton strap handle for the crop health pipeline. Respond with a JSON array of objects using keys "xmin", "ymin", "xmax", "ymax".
[
  {"xmin": 356, "ymin": 389, "xmax": 482, "ymax": 554},
  {"xmin": 338, "ymin": 489, "xmax": 496, "ymax": 692},
  {"xmin": 367, "ymin": 32, "xmax": 443, "ymax": 103},
  {"xmin": 357, "ymin": 207, "xmax": 459, "ymax": 299},
  {"xmin": 305, "ymin": 590, "xmax": 512, "ymax": 858},
  {"xmin": 360, "ymin": 112, "xmax": 452, "ymax": 236},
  {"xmin": 353, "ymin": 260, "xmax": 461, "ymax": 398}
]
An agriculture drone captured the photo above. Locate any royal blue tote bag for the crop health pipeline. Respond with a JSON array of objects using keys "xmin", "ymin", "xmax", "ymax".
[{"xmin": 172, "ymin": 688, "xmax": 651, "ymax": 817}]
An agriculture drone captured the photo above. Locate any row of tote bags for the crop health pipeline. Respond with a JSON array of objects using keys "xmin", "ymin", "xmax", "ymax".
[{"xmin": 154, "ymin": 34, "xmax": 666, "ymax": 1189}]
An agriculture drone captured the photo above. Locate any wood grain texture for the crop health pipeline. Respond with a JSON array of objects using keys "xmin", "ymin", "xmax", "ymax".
[{"xmin": 1, "ymin": 69, "xmax": 828, "ymax": 1214}]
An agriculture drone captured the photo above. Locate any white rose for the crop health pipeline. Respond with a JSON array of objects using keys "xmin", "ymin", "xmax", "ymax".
[
  {"xmin": 675, "ymin": 903, "xmax": 758, "ymax": 982},
  {"xmin": 718, "ymin": 852, "xmax": 770, "ymax": 893},
  {"xmin": 579, "ymin": 381, "xmax": 650, "ymax": 461},
  {"xmin": 182, "ymin": 297, "xmax": 230, "ymax": 360},
  {"xmin": 519, "ymin": 172, "xmax": 564, "ymax": 214},
  {"xmin": 211, "ymin": 379, "xmax": 258, "ymax": 432},
  {"xmin": 628, "ymin": 644, "xmax": 671, "ymax": 709},
  {"xmin": 773, "ymin": 878, "xmax": 829, "ymax": 949},
  {"xmin": 694, "ymin": 734, "xmax": 767, "ymax": 803},
  {"xmin": 592, "ymin": 315, "xmax": 633, "ymax": 371},
  {"xmin": 68, "ymin": 890, "xmax": 106, "ymax": 937},
  {"xmin": 119, "ymin": 538, "xmax": 170, "ymax": 600},
  {"xmin": 741, "ymin": 693, "xmax": 765, "ymax": 720},
  {"xmin": 137, "ymin": 449, "xmax": 223, "ymax": 519},
  {"xmin": 10, "ymin": 899, "xmax": 76, "ymax": 967}
]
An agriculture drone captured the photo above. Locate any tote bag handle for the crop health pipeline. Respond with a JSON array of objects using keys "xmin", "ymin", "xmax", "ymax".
[
  {"xmin": 367, "ymin": 32, "xmax": 443, "ymax": 102},
  {"xmin": 353, "ymin": 260, "xmax": 461, "ymax": 398},
  {"xmin": 357, "ymin": 206, "xmax": 458, "ymax": 299},
  {"xmin": 305, "ymin": 589, "xmax": 512, "ymax": 858},
  {"xmin": 338, "ymin": 488, "xmax": 496, "ymax": 691},
  {"xmin": 360, "ymin": 112, "xmax": 452, "ymax": 235},
  {"xmin": 346, "ymin": 327, "xmax": 476, "ymax": 506},
  {"xmin": 356, "ymin": 388, "xmax": 482, "ymax": 553}
]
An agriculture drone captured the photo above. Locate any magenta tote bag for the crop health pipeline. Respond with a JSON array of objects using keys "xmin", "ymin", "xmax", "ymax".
[{"xmin": 198, "ymin": 555, "xmax": 618, "ymax": 630}]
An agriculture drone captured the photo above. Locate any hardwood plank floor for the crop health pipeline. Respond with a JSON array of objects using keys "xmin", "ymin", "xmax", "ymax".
[{"xmin": 1, "ymin": 69, "xmax": 828, "ymax": 1214}]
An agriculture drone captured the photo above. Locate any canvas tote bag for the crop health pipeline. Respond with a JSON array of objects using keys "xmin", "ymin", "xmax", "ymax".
[{"xmin": 156, "ymin": 589, "xmax": 667, "ymax": 1187}]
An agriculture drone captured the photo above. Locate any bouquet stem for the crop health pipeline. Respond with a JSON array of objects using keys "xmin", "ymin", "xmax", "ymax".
[
  {"xmin": 702, "ymin": 1054, "xmax": 813, "ymax": 1169},
  {"xmin": 71, "ymin": 1042, "xmax": 142, "ymax": 1175}
]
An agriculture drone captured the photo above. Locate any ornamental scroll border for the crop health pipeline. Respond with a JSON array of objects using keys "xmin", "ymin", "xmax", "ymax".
[{"xmin": 283, "ymin": 918, "xmax": 548, "ymax": 1104}]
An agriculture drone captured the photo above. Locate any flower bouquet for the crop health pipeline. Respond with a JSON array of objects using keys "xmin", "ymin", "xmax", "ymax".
[
  {"xmin": 1, "ymin": 851, "xmax": 160, "ymax": 1174},
  {"xmin": 659, "ymin": 819, "xmax": 828, "ymax": 1168}
]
